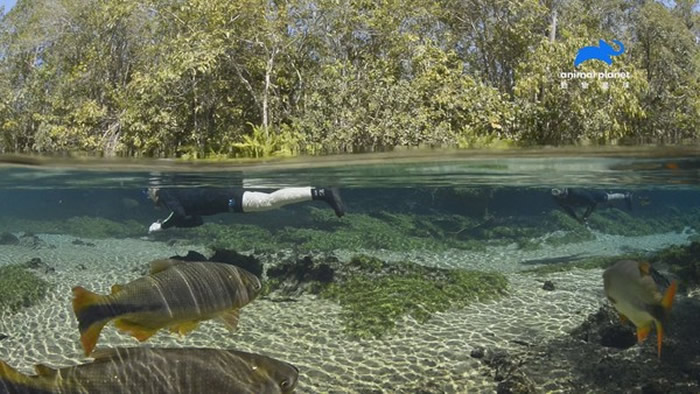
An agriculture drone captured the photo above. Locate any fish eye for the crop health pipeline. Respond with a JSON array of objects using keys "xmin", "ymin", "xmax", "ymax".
[{"xmin": 280, "ymin": 379, "xmax": 289, "ymax": 389}]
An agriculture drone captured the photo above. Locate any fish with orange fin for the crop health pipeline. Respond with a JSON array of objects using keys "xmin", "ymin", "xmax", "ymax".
[
  {"xmin": 0, "ymin": 347, "xmax": 298, "ymax": 394},
  {"xmin": 72, "ymin": 259, "xmax": 262, "ymax": 356},
  {"xmin": 603, "ymin": 260, "xmax": 677, "ymax": 358}
]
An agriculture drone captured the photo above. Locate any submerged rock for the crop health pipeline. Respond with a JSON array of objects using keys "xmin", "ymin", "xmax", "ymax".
[
  {"xmin": 170, "ymin": 250, "xmax": 208, "ymax": 262},
  {"xmin": 210, "ymin": 249, "xmax": 263, "ymax": 277},
  {"xmin": 570, "ymin": 305, "xmax": 636, "ymax": 350},
  {"xmin": 22, "ymin": 257, "xmax": 55, "ymax": 274},
  {"xmin": 0, "ymin": 232, "xmax": 19, "ymax": 245},
  {"xmin": 18, "ymin": 233, "xmax": 48, "ymax": 249},
  {"xmin": 542, "ymin": 280, "xmax": 555, "ymax": 291},
  {"xmin": 168, "ymin": 249, "xmax": 263, "ymax": 277},
  {"xmin": 266, "ymin": 254, "xmax": 337, "ymax": 296},
  {"xmin": 481, "ymin": 348, "xmax": 536, "ymax": 394},
  {"xmin": 72, "ymin": 239, "xmax": 96, "ymax": 247},
  {"xmin": 470, "ymin": 347, "xmax": 485, "ymax": 359}
]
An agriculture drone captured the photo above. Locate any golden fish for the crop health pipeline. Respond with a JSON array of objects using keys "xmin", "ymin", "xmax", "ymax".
[
  {"xmin": 72, "ymin": 259, "xmax": 262, "ymax": 356},
  {"xmin": 0, "ymin": 347, "xmax": 298, "ymax": 394},
  {"xmin": 603, "ymin": 260, "xmax": 677, "ymax": 358}
]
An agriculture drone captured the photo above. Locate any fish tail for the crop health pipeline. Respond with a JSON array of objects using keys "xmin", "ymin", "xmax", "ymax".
[
  {"xmin": 654, "ymin": 320, "xmax": 664, "ymax": 359},
  {"xmin": 654, "ymin": 280, "xmax": 677, "ymax": 359},
  {"xmin": 72, "ymin": 286, "xmax": 112, "ymax": 356}
]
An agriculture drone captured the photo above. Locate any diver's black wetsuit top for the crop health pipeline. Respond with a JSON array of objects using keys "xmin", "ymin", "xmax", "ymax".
[
  {"xmin": 553, "ymin": 188, "xmax": 608, "ymax": 223},
  {"xmin": 156, "ymin": 188, "xmax": 244, "ymax": 229}
]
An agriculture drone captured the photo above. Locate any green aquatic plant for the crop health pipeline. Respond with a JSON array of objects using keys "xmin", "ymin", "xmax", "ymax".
[
  {"xmin": 588, "ymin": 207, "xmax": 700, "ymax": 236},
  {"xmin": 545, "ymin": 209, "xmax": 586, "ymax": 231},
  {"xmin": 347, "ymin": 254, "xmax": 384, "ymax": 273},
  {"xmin": 276, "ymin": 209, "xmax": 477, "ymax": 252},
  {"xmin": 516, "ymin": 238, "xmax": 542, "ymax": 251},
  {"xmin": 0, "ymin": 264, "xmax": 50, "ymax": 314},
  {"xmin": 654, "ymin": 241, "xmax": 700, "ymax": 289},
  {"xmin": 543, "ymin": 230, "xmax": 595, "ymax": 246},
  {"xmin": 64, "ymin": 217, "xmax": 144, "ymax": 238},
  {"xmin": 0, "ymin": 217, "xmax": 144, "ymax": 239},
  {"xmin": 320, "ymin": 255, "xmax": 508, "ymax": 339},
  {"xmin": 177, "ymin": 223, "xmax": 278, "ymax": 252}
]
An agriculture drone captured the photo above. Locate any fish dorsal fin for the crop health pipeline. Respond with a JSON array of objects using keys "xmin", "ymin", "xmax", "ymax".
[
  {"xmin": 149, "ymin": 259, "xmax": 181, "ymax": 274},
  {"xmin": 111, "ymin": 284, "xmax": 124, "ymax": 294},
  {"xmin": 34, "ymin": 364, "xmax": 57, "ymax": 377},
  {"xmin": 599, "ymin": 39, "xmax": 611, "ymax": 49},
  {"xmin": 219, "ymin": 308, "xmax": 240, "ymax": 331},
  {"xmin": 638, "ymin": 261, "xmax": 651, "ymax": 276}
]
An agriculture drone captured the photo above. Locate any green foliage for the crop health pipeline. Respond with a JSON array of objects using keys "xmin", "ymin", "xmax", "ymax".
[
  {"xmin": 229, "ymin": 123, "xmax": 302, "ymax": 158},
  {"xmin": 633, "ymin": 2, "xmax": 700, "ymax": 141},
  {"xmin": 320, "ymin": 255, "xmax": 508, "ymax": 338},
  {"xmin": 1, "ymin": 0, "xmax": 696, "ymax": 154},
  {"xmin": 0, "ymin": 263, "xmax": 50, "ymax": 314},
  {"xmin": 514, "ymin": 31, "xmax": 648, "ymax": 145}
]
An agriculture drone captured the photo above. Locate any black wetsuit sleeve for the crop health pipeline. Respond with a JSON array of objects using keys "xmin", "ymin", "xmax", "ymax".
[
  {"xmin": 159, "ymin": 190, "xmax": 187, "ymax": 218},
  {"xmin": 157, "ymin": 190, "xmax": 204, "ymax": 229},
  {"xmin": 161, "ymin": 213, "xmax": 204, "ymax": 229}
]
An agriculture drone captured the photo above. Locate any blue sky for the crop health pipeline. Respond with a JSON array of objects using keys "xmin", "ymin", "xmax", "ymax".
[{"xmin": 1, "ymin": 0, "xmax": 16, "ymax": 14}]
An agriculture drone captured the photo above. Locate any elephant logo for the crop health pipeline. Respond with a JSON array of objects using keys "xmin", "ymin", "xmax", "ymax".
[{"xmin": 574, "ymin": 39, "xmax": 625, "ymax": 67}]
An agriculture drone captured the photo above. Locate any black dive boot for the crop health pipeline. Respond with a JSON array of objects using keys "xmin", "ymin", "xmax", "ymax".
[{"xmin": 312, "ymin": 187, "xmax": 345, "ymax": 217}]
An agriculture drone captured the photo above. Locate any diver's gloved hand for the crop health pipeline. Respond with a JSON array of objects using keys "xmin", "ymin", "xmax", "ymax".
[
  {"xmin": 148, "ymin": 221, "xmax": 162, "ymax": 234},
  {"xmin": 582, "ymin": 218, "xmax": 591, "ymax": 229}
]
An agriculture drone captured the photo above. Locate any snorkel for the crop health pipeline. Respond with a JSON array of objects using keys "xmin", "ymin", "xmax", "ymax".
[{"xmin": 551, "ymin": 188, "xmax": 568, "ymax": 198}]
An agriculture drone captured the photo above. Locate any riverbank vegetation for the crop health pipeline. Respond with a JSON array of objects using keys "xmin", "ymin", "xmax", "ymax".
[{"xmin": 0, "ymin": 0, "xmax": 698, "ymax": 157}]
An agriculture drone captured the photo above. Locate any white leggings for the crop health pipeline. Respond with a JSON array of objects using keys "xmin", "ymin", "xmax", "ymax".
[
  {"xmin": 241, "ymin": 187, "xmax": 313, "ymax": 212},
  {"xmin": 607, "ymin": 192, "xmax": 627, "ymax": 201}
]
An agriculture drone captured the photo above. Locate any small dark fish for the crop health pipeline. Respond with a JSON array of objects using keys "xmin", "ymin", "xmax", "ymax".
[
  {"xmin": 72, "ymin": 259, "xmax": 262, "ymax": 356},
  {"xmin": 0, "ymin": 347, "xmax": 298, "ymax": 394}
]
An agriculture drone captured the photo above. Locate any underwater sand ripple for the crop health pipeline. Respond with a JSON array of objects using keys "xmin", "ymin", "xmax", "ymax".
[{"xmin": 0, "ymin": 232, "xmax": 689, "ymax": 393}]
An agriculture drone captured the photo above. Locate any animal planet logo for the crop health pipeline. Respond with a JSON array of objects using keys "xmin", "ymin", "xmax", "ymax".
[
  {"xmin": 574, "ymin": 39, "xmax": 624, "ymax": 67},
  {"xmin": 559, "ymin": 39, "xmax": 630, "ymax": 86}
]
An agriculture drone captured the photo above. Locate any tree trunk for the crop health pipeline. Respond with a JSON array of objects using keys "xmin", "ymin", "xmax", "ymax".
[
  {"xmin": 549, "ymin": 9, "xmax": 557, "ymax": 43},
  {"xmin": 262, "ymin": 49, "xmax": 277, "ymax": 138}
]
